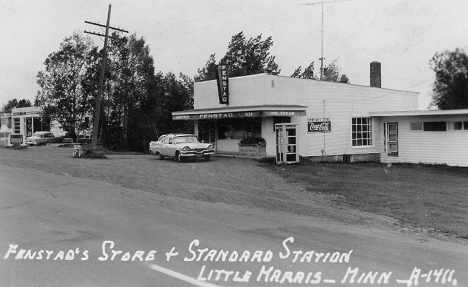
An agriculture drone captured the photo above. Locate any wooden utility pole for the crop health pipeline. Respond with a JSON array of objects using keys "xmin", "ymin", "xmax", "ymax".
[{"xmin": 84, "ymin": 5, "xmax": 128, "ymax": 149}]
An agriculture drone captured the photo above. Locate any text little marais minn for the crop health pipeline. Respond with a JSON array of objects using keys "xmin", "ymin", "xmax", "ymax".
[{"xmin": 197, "ymin": 266, "xmax": 458, "ymax": 286}]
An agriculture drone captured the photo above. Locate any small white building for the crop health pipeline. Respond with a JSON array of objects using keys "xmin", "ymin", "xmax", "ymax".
[
  {"xmin": 10, "ymin": 107, "xmax": 45, "ymax": 137},
  {"xmin": 1, "ymin": 107, "xmax": 87, "ymax": 146},
  {"xmin": 173, "ymin": 62, "xmax": 425, "ymax": 163},
  {"xmin": 371, "ymin": 109, "xmax": 468, "ymax": 167}
]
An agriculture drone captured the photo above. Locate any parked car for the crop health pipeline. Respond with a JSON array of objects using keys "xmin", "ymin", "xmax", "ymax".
[
  {"xmin": 26, "ymin": 131, "xmax": 62, "ymax": 146},
  {"xmin": 149, "ymin": 134, "xmax": 215, "ymax": 162}
]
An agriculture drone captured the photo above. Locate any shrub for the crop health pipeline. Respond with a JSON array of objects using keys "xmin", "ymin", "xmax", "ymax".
[
  {"xmin": 239, "ymin": 137, "xmax": 266, "ymax": 145},
  {"xmin": 81, "ymin": 147, "xmax": 108, "ymax": 159}
]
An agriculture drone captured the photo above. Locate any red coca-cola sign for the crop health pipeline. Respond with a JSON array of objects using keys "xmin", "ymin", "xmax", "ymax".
[{"xmin": 308, "ymin": 121, "xmax": 331, "ymax": 133}]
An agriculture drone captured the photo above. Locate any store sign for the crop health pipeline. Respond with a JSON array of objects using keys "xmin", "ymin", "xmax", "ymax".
[
  {"xmin": 216, "ymin": 65, "xmax": 229, "ymax": 105},
  {"xmin": 12, "ymin": 111, "xmax": 42, "ymax": 116},
  {"xmin": 308, "ymin": 118, "xmax": 331, "ymax": 133},
  {"xmin": 263, "ymin": 111, "xmax": 305, "ymax": 117},
  {"xmin": 173, "ymin": 111, "xmax": 260, "ymax": 120},
  {"xmin": 173, "ymin": 110, "xmax": 307, "ymax": 120},
  {"xmin": 10, "ymin": 134, "xmax": 23, "ymax": 146}
]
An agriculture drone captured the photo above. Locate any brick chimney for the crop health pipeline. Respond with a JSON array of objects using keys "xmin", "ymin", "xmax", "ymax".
[{"xmin": 370, "ymin": 61, "xmax": 381, "ymax": 88}]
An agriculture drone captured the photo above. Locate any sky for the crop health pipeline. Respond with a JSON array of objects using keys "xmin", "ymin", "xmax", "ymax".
[{"xmin": 1, "ymin": 0, "xmax": 467, "ymax": 110}]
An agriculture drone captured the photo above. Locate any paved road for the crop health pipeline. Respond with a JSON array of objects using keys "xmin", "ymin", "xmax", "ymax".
[{"xmin": 0, "ymin": 160, "xmax": 467, "ymax": 286}]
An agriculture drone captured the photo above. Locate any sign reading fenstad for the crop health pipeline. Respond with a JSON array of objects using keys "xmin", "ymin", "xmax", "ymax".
[
  {"xmin": 216, "ymin": 64, "xmax": 229, "ymax": 105},
  {"xmin": 173, "ymin": 111, "xmax": 260, "ymax": 120}
]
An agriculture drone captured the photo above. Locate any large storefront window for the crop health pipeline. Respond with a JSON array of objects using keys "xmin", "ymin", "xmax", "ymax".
[
  {"xmin": 197, "ymin": 118, "xmax": 262, "ymax": 143},
  {"xmin": 217, "ymin": 118, "xmax": 261, "ymax": 139},
  {"xmin": 352, "ymin": 117, "xmax": 373, "ymax": 146},
  {"xmin": 198, "ymin": 120, "xmax": 216, "ymax": 143}
]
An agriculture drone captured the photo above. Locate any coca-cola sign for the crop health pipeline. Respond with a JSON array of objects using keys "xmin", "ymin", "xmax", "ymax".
[{"xmin": 308, "ymin": 121, "xmax": 331, "ymax": 133}]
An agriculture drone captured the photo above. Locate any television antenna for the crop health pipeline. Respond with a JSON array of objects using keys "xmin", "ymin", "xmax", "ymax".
[{"xmin": 301, "ymin": 0, "xmax": 356, "ymax": 80}]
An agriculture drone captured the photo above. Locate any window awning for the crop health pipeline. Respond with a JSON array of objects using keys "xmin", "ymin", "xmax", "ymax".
[{"xmin": 172, "ymin": 105, "xmax": 307, "ymax": 120}]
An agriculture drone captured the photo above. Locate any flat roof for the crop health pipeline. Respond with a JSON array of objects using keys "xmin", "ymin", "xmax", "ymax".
[
  {"xmin": 196, "ymin": 73, "xmax": 419, "ymax": 95},
  {"xmin": 370, "ymin": 109, "xmax": 468, "ymax": 117}
]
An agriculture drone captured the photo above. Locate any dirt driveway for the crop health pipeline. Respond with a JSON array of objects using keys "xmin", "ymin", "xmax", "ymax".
[{"xmin": 0, "ymin": 146, "xmax": 400, "ymax": 229}]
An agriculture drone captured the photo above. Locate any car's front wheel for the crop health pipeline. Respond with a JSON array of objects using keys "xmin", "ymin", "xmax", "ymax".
[
  {"xmin": 203, "ymin": 155, "xmax": 210, "ymax": 161},
  {"xmin": 176, "ymin": 152, "xmax": 183, "ymax": 162}
]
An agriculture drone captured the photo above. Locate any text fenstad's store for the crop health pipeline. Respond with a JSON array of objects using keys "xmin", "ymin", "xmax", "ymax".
[{"xmin": 173, "ymin": 63, "xmax": 424, "ymax": 163}]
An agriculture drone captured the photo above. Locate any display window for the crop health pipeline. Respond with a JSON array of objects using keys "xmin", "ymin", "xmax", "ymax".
[{"xmin": 217, "ymin": 118, "xmax": 261, "ymax": 140}]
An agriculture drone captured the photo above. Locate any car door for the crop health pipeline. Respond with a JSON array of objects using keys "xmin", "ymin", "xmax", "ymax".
[
  {"xmin": 166, "ymin": 137, "xmax": 175, "ymax": 157},
  {"xmin": 38, "ymin": 133, "xmax": 46, "ymax": 145},
  {"xmin": 160, "ymin": 138, "xmax": 170, "ymax": 157},
  {"xmin": 47, "ymin": 133, "xmax": 55, "ymax": 143}
]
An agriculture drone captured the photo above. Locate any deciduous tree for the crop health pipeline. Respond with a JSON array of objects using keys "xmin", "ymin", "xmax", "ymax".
[
  {"xmin": 36, "ymin": 33, "xmax": 95, "ymax": 141},
  {"xmin": 429, "ymin": 48, "xmax": 468, "ymax": 110},
  {"xmin": 291, "ymin": 62, "xmax": 316, "ymax": 79},
  {"xmin": 2, "ymin": 98, "xmax": 32, "ymax": 113},
  {"xmin": 291, "ymin": 59, "xmax": 350, "ymax": 83},
  {"xmin": 196, "ymin": 31, "xmax": 281, "ymax": 81}
]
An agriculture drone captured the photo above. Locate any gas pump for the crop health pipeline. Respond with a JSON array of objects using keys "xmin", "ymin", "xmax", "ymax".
[{"xmin": 275, "ymin": 123, "xmax": 299, "ymax": 164}]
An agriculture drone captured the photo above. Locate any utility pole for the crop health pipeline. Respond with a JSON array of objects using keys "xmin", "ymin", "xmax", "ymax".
[
  {"xmin": 301, "ymin": 0, "xmax": 356, "ymax": 80},
  {"xmin": 84, "ymin": 5, "xmax": 128, "ymax": 150}
]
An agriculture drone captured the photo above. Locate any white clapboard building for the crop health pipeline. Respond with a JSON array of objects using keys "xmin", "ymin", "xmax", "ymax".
[
  {"xmin": 371, "ymin": 109, "xmax": 468, "ymax": 167},
  {"xmin": 172, "ymin": 62, "xmax": 467, "ymax": 167}
]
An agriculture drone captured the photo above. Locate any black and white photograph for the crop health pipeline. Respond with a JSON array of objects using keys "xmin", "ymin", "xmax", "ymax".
[{"xmin": 0, "ymin": 0, "xmax": 467, "ymax": 286}]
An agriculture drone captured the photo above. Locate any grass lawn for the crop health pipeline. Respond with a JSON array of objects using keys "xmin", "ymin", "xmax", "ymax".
[{"xmin": 260, "ymin": 159, "xmax": 468, "ymax": 239}]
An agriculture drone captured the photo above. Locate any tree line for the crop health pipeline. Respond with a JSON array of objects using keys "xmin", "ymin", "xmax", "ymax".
[
  {"xmin": 3, "ymin": 31, "xmax": 467, "ymax": 152},
  {"xmin": 34, "ymin": 32, "xmax": 193, "ymax": 152},
  {"xmin": 31, "ymin": 30, "xmax": 350, "ymax": 152}
]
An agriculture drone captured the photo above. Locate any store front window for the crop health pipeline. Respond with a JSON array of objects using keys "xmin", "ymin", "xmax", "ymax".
[
  {"xmin": 217, "ymin": 118, "xmax": 261, "ymax": 139},
  {"xmin": 197, "ymin": 120, "xmax": 216, "ymax": 143}
]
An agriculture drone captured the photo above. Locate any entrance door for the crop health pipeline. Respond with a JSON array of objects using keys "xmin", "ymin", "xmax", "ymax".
[
  {"xmin": 275, "ymin": 123, "xmax": 299, "ymax": 164},
  {"xmin": 386, "ymin": 122, "xmax": 398, "ymax": 156}
]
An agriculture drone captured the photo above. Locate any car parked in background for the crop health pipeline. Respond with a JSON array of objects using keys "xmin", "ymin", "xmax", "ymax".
[
  {"xmin": 149, "ymin": 134, "xmax": 215, "ymax": 162},
  {"xmin": 26, "ymin": 131, "xmax": 63, "ymax": 146}
]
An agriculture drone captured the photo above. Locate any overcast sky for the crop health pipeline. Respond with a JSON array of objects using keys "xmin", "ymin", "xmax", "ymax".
[{"xmin": 1, "ymin": 0, "xmax": 467, "ymax": 110}]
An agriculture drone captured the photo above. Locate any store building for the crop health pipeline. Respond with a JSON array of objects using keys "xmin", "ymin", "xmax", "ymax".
[
  {"xmin": 173, "ymin": 62, "xmax": 423, "ymax": 163},
  {"xmin": 10, "ymin": 107, "xmax": 45, "ymax": 138}
]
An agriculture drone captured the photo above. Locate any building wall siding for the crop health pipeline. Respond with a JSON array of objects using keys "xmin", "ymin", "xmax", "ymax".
[
  {"xmin": 302, "ymin": 80, "xmax": 418, "ymax": 157},
  {"xmin": 377, "ymin": 116, "xmax": 468, "ymax": 167},
  {"xmin": 194, "ymin": 74, "xmax": 419, "ymax": 159}
]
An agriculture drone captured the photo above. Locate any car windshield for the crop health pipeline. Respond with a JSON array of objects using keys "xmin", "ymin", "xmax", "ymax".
[{"xmin": 173, "ymin": 136, "xmax": 199, "ymax": 144}]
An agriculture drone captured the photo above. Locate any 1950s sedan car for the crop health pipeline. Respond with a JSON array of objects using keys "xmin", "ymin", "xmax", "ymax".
[
  {"xmin": 26, "ymin": 131, "xmax": 62, "ymax": 146},
  {"xmin": 149, "ymin": 134, "xmax": 215, "ymax": 162}
]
